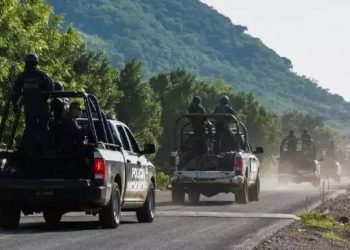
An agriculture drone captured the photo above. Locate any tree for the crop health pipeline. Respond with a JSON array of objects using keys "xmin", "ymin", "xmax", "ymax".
[
  {"xmin": 116, "ymin": 59, "xmax": 162, "ymax": 146},
  {"xmin": 151, "ymin": 70, "xmax": 281, "ymax": 167},
  {"xmin": 0, "ymin": 0, "xmax": 121, "ymax": 111},
  {"xmin": 281, "ymin": 111, "xmax": 336, "ymax": 147}
]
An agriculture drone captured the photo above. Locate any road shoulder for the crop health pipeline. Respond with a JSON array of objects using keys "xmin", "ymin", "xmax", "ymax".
[{"xmin": 255, "ymin": 192, "xmax": 350, "ymax": 250}]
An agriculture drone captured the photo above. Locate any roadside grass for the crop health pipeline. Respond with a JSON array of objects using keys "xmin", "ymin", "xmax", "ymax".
[
  {"xmin": 156, "ymin": 171, "xmax": 170, "ymax": 191},
  {"xmin": 300, "ymin": 211, "xmax": 334, "ymax": 229},
  {"xmin": 324, "ymin": 231, "xmax": 344, "ymax": 241},
  {"xmin": 299, "ymin": 210, "xmax": 349, "ymax": 243}
]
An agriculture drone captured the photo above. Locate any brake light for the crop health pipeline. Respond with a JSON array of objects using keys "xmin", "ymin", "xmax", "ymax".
[
  {"xmin": 94, "ymin": 158, "xmax": 106, "ymax": 180},
  {"xmin": 169, "ymin": 153, "xmax": 178, "ymax": 171},
  {"xmin": 235, "ymin": 156, "xmax": 245, "ymax": 174}
]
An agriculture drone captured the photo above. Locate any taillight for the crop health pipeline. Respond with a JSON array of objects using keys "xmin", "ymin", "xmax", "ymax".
[
  {"xmin": 94, "ymin": 158, "xmax": 106, "ymax": 180},
  {"xmin": 235, "ymin": 156, "xmax": 245, "ymax": 175},
  {"xmin": 169, "ymin": 153, "xmax": 178, "ymax": 171}
]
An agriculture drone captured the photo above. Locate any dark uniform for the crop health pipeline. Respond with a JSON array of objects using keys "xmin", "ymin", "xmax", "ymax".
[
  {"xmin": 301, "ymin": 130, "xmax": 312, "ymax": 146},
  {"xmin": 49, "ymin": 81, "xmax": 69, "ymax": 149},
  {"xmin": 214, "ymin": 96, "xmax": 236, "ymax": 153},
  {"xmin": 188, "ymin": 96, "xmax": 206, "ymax": 135},
  {"xmin": 285, "ymin": 130, "xmax": 297, "ymax": 152},
  {"xmin": 12, "ymin": 54, "xmax": 54, "ymax": 156},
  {"xmin": 60, "ymin": 105, "xmax": 87, "ymax": 154},
  {"xmin": 50, "ymin": 81, "xmax": 68, "ymax": 121},
  {"xmin": 179, "ymin": 97, "xmax": 207, "ymax": 169}
]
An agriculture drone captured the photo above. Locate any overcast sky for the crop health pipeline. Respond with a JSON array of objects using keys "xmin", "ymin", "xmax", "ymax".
[{"xmin": 201, "ymin": 0, "xmax": 350, "ymax": 101}]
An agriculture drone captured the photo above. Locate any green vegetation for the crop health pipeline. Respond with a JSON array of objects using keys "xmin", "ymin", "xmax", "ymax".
[
  {"xmin": 150, "ymin": 70, "xmax": 280, "ymax": 166},
  {"xmin": 156, "ymin": 171, "xmax": 170, "ymax": 191},
  {"xmin": 48, "ymin": 0, "xmax": 350, "ymax": 127},
  {"xmin": 0, "ymin": 0, "xmax": 339, "ymax": 173},
  {"xmin": 300, "ymin": 211, "xmax": 334, "ymax": 229},
  {"xmin": 0, "ymin": 0, "xmax": 282, "ymax": 168},
  {"xmin": 281, "ymin": 111, "xmax": 336, "ymax": 147},
  {"xmin": 299, "ymin": 210, "xmax": 349, "ymax": 243},
  {"xmin": 324, "ymin": 231, "xmax": 344, "ymax": 242}
]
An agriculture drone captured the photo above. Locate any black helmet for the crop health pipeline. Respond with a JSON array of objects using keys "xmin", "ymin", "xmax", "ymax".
[
  {"xmin": 219, "ymin": 95, "xmax": 229, "ymax": 105},
  {"xmin": 192, "ymin": 96, "xmax": 201, "ymax": 104},
  {"xmin": 24, "ymin": 53, "xmax": 39, "ymax": 65},
  {"xmin": 289, "ymin": 129, "xmax": 294, "ymax": 135},
  {"xmin": 54, "ymin": 81, "xmax": 64, "ymax": 91},
  {"xmin": 303, "ymin": 129, "xmax": 308, "ymax": 134}
]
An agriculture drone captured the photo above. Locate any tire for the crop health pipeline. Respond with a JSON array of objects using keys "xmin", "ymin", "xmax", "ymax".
[
  {"xmin": 248, "ymin": 174, "xmax": 260, "ymax": 201},
  {"xmin": 188, "ymin": 190, "xmax": 200, "ymax": 204},
  {"xmin": 43, "ymin": 211, "xmax": 62, "ymax": 225},
  {"xmin": 235, "ymin": 177, "xmax": 248, "ymax": 204},
  {"xmin": 99, "ymin": 183, "xmax": 121, "ymax": 229},
  {"xmin": 0, "ymin": 205, "xmax": 21, "ymax": 229},
  {"xmin": 172, "ymin": 184, "xmax": 185, "ymax": 204},
  {"xmin": 136, "ymin": 183, "xmax": 156, "ymax": 223}
]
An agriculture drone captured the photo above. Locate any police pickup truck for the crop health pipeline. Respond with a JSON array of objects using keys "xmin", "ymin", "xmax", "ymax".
[
  {"xmin": 0, "ymin": 91, "xmax": 156, "ymax": 229},
  {"xmin": 170, "ymin": 114, "xmax": 263, "ymax": 204}
]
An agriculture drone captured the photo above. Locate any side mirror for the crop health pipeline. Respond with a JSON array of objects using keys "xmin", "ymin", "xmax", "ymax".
[
  {"xmin": 253, "ymin": 147, "xmax": 264, "ymax": 154},
  {"xmin": 141, "ymin": 143, "xmax": 156, "ymax": 155}
]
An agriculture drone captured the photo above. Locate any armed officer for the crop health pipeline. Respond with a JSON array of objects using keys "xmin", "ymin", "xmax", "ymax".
[
  {"xmin": 285, "ymin": 130, "xmax": 297, "ymax": 152},
  {"xmin": 300, "ymin": 129, "xmax": 316, "ymax": 159},
  {"xmin": 213, "ymin": 96, "xmax": 236, "ymax": 153},
  {"xmin": 12, "ymin": 53, "xmax": 54, "ymax": 155},
  {"xmin": 301, "ymin": 129, "xmax": 312, "ymax": 150},
  {"xmin": 50, "ymin": 81, "xmax": 68, "ymax": 121},
  {"xmin": 61, "ymin": 102, "xmax": 88, "ymax": 154},
  {"xmin": 188, "ymin": 96, "xmax": 206, "ymax": 135}
]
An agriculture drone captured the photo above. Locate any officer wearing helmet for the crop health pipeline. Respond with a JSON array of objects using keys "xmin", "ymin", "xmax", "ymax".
[
  {"xmin": 12, "ymin": 53, "xmax": 54, "ymax": 156},
  {"xmin": 179, "ymin": 96, "xmax": 208, "ymax": 169},
  {"xmin": 213, "ymin": 96, "xmax": 236, "ymax": 153},
  {"xmin": 188, "ymin": 96, "xmax": 206, "ymax": 134},
  {"xmin": 50, "ymin": 81, "xmax": 68, "ymax": 121},
  {"xmin": 285, "ymin": 129, "xmax": 297, "ymax": 153},
  {"xmin": 214, "ymin": 96, "xmax": 236, "ymax": 115}
]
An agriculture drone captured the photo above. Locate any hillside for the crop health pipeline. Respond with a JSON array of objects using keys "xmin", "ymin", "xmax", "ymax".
[{"xmin": 48, "ymin": 0, "xmax": 350, "ymax": 126}]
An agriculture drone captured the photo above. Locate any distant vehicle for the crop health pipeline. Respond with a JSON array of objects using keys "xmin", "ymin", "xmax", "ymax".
[
  {"xmin": 169, "ymin": 114, "xmax": 263, "ymax": 204},
  {"xmin": 278, "ymin": 138, "xmax": 321, "ymax": 186},
  {"xmin": 319, "ymin": 148, "xmax": 341, "ymax": 182},
  {"xmin": 0, "ymin": 91, "xmax": 156, "ymax": 229},
  {"xmin": 341, "ymin": 145, "xmax": 350, "ymax": 176}
]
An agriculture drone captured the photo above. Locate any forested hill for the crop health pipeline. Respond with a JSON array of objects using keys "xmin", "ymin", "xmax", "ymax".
[{"xmin": 48, "ymin": 0, "xmax": 350, "ymax": 126}]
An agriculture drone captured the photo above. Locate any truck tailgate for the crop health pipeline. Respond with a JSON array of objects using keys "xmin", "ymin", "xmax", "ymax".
[{"xmin": 0, "ymin": 179, "xmax": 91, "ymax": 190}]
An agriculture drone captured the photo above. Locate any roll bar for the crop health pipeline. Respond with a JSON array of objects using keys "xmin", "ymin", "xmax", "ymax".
[
  {"xmin": 173, "ymin": 113, "xmax": 248, "ymax": 151},
  {"xmin": 0, "ymin": 91, "xmax": 114, "ymax": 150}
]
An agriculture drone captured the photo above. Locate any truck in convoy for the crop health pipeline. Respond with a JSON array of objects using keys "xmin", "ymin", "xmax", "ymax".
[
  {"xmin": 278, "ymin": 138, "xmax": 321, "ymax": 186},
  {"xmin": 0, "ymin": 91, "xmax": 156, "ymax": 229},
  {"xmin": 169, "ymin": 114, "xmax": 263, "ymax": 204}
]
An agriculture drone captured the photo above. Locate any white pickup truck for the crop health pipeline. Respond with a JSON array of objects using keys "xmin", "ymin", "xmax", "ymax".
[
  {"xmin": 169, "ymin": 114, "xmax": 263, "ymax": 204},
  {"xmin": 0, "ymin": 91, "xmax": 156, "ymax": 229}
]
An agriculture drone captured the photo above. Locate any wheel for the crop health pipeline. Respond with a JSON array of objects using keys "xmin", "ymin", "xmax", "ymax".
[
  {"xmin": 99, "ymin": 183, "xmax": 121, "ymax": 229},
  {"xmin": 0, "ymin": 205, "xmax": 21, "ymax": 229},
  {"xmin": 171, "ymin": 184, "xmax": 185, "ymax": 204},
  {"xmin": 248, "ymin": 174, "xmax": 260, "ymax": 201},
  {"xmin": 188, "ymin": 190, "xmax": 200, "ymax": 204},
  {"xmin": 235, "ymin": 177, "xmax": 248, "ymax": 204},
  {"xmin": 43, "ymin": 211, "xmax": 62, "ymax": 225},
  {"xmin": 136, "ymin": 183, "xmax": 156, "ymax": 223}
]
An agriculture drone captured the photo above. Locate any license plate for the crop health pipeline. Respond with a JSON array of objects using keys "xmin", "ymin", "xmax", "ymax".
[{"xmin": 35, "ymin": 191, "xmax": 54, "ymax": 196}]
